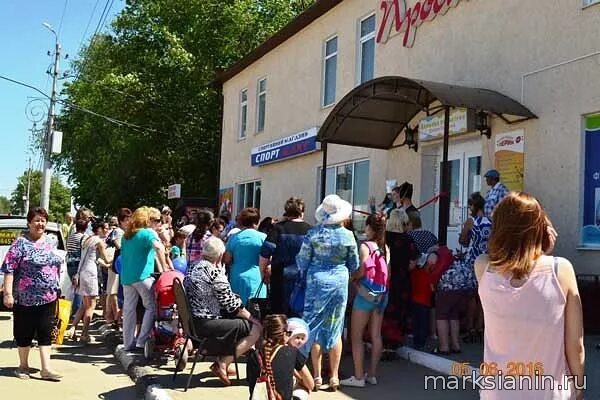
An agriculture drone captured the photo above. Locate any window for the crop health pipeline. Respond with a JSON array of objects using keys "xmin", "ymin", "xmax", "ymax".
[
  {"xmin": 323, "ymin": 36, "xmax": 338, "ymax": 107},
  {"xmin": 358, "ymin": 14, "xmax": 375, "ymax": 84},
  {"xmin": 257, "ymin": 78, "xmax": 267, "ymax": 133},
  {"xmin": 583, "ymin": 0, "xmax": 600, "ymax": 7},
  {"xmin": 581, "ymin": 114, "xmax": 600, "ymax": 247},
  {"xmin": 239, "ymin": 89, "xmax": 248, "ymax": 139},
  {"xmin": 237, "ymin": 180, "xmax": 261, "ymax": 213},
  {"xmin": 317, "ymin": 160, "xmax": 370, "ymax": 230}
]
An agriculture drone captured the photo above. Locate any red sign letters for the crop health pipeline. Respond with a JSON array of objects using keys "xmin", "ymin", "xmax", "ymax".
[{"xmin": 376, "ymin": 0, "xmax": 466, "ymax": 47}]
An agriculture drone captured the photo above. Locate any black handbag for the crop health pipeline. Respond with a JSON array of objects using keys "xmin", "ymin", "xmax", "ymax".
[{"xmin": 246, "ymin": 280, "xmax": 271, "ymax": 321}]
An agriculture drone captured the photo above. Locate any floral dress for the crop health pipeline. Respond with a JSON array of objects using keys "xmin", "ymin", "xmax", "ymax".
[
  {"xmin": 1, "ymin": 235, "xmax": 62, "ymax": 306},
  {"xmin": 464, "ymin": 215, "xmax": 492, "ymax": 270},
  {"xmin": 296, "ymin": 224, "xmax": 359, "ymax": 351}
]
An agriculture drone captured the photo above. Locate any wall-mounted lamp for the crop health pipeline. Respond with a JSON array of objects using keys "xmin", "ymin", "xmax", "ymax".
[
  {"xmin": 476, "ymin": 111, "xmax": 492, "ymax": 139},
  {"xmin": 402, "ymin": 125, "xmax": 419, "ymax": 152}
]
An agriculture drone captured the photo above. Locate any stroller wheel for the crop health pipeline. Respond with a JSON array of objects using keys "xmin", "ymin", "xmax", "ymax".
[{"xmin": 144, "ymin": 337, "xmax": 156, "ymax": 360}]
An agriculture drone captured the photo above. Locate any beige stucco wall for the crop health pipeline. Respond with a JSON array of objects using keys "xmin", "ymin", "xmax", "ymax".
[{"xmin": 220, "ymin": 0, "xmax": 600, "ymax": 272}]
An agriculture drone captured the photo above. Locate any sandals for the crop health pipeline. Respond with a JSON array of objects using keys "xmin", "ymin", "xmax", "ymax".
[
  {"xmin": 209, "ymin": 362, "xmax": 236, "ymax": 377},
  {"xmin": 40, "ymin": 371, "xmax": 63, "ymax": 382},
  {"xmin": 432, "ymin": 347, "xmax": 450, "ymax": 356},
  {"xmin": 431, "ymin": 347, "xmax": 461, "ymax": 356},
  {"xmin": 328, "ymin": 377, "xmax": 340, "ymax": 392},
  {"xmin": 210, "ymin": 362, "xmax": 231, "ymax": 386},
  {"xmin": 313, "ymin": 376, "xmax": 323, "ymax": 392}
]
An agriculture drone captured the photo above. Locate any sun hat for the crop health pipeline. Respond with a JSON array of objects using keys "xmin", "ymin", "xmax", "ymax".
[
  {"xmin": 287, "ymin": 318, "xmax": 309, "ymax": 338},
  {"xmin": 315, "ymin": 194, "xmax": 352, "ymax": 225},
  {"xmin": 484, "ymin": 169, "xmax": 500, "ymax": 179}
]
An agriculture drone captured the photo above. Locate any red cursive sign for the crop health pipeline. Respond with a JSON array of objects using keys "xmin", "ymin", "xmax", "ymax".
[{"xmin": 376, "ymin": 0, "xmax": 466, "ymax": 47}]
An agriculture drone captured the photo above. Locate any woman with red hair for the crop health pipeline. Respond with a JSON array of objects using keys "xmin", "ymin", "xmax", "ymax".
[{"xmin": 475, "ymin": 192, "xmax": 584, "ymax": 400}]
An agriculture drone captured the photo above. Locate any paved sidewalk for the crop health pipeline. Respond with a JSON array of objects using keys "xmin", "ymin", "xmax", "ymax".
[
  {"xmin": 0, "ymin": 311, "xmax": 136, "ymax": 399},
  {"xmin": 117, "ymin": 344, "xmax": 477, "ymax": 399}
]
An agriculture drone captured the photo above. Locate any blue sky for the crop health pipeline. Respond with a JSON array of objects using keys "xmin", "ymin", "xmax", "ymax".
[{"xmin": 0, "ymin": 0, "xmax": 122, "ymax": 200}]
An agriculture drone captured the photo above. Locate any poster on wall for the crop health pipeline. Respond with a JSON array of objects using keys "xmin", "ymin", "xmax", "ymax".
[
  {"xmin": 218, "ymin": 187, "xmax": 234, "ymax": 217},
  {"xmin": 582, "ymin": 115, "xmax": 600, "ymax": 247},
  {"xmin": 494, "ymin": 130, "xmax": 525, "ymax": 192}
]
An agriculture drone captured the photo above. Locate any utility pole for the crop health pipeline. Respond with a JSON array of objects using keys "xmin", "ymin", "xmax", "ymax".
[
  {"xmin": 40, "ymin": 22, "xmax": 60, "ymax": 210},
  {"xmin": 24, "ymin": 157, "xmax": 32, "ymax": 213}
]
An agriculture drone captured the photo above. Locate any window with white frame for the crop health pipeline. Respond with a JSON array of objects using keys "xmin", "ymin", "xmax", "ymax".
[
  {"xmin": 239, "ymin": 88, "xmax": 248, "ymax": 139},
  {"xmin": 256, "ymin": 78, "xmax": 267, "ymax": 133},
  {"xmin": 317, "ymin": 160, "xmax": 370, "ymax": 230},
  {"xmin": 583, "ymin": 0, "xmax": 600, "ymax": 7},
  {"xmin": 323, "ymin": 36, "xmax": 338, "ymax": 107},
  {"xmin": 358, "ymin": 14, "xmax": 376, "ymax": 84},
  {"xmin": 237, "ymin": 180, "xmax": 261, "ymax": 213}
]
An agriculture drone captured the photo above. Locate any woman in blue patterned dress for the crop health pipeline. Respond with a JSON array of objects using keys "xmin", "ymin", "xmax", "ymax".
[
  {"xmin": 458, "ymin": 192, "xmax": 492, "ymax": 343},
  {"xmin": 296, "ymin": 195, "xmax": 359, "ymax": 392}
]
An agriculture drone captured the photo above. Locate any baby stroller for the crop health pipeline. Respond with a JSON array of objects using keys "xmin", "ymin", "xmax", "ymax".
[{"xmin": 144, "ymin": 270, "xmax": 187, "ymax": 360}]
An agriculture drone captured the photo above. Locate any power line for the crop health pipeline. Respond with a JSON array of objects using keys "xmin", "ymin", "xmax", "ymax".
[
  {"xmin": 77, "ymin": 0, "xmax": 101, "ymax": 52},
  {"xmin": 91, "ymin": 0, "xmax": 112, "ymax": 43},
  {"xmin": 0, "ymin": 74, "xmax": 51, "ymax": 99},
  {"xmin": 76, "ymin": 0, "xmax": 114, "ymax": 79},
  {"xmin": 57, "ymin": 0, "xmax": 69, "ymax": 38}
]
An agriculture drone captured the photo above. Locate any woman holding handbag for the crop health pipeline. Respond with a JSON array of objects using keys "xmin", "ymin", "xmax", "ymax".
[
  {"xmin": 341, "ymin": 214, "xmax": 389, "ymax": 388},
  {"xmin": 248, "ymin": 314, "xmax": 314, "ymax": 400}
]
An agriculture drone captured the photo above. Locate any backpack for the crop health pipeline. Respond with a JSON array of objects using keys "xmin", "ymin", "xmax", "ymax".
[
  {"xmin": 361, "ymin": 242, "xmax": 388, "ymax": 291},
  {"xmin": 66, "ymin": 234, "xmax": 87, "ymax": 279}
]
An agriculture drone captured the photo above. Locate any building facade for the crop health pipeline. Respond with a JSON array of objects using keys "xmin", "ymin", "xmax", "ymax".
[{"xmin": 217, "ymin": 0, "xmax": 600, "ymax": 273}]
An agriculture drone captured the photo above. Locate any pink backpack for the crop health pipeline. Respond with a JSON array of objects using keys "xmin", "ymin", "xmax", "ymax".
[{"xmin": 361, "ymin": 241, "xmax": 389, "ymax": 292}]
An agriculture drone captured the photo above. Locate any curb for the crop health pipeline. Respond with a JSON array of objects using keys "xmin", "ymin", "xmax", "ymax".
[
  {"xmin": 396, "ymin": 346, "xmax": 479, "ymax": 377},
  {"xmin": 113, "ymin": 343, "xmax": 173, "ymax": 400}
]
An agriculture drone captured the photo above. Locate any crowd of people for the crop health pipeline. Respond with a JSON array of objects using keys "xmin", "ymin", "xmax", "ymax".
[{"xmin": 0, "ymin": 169, "xmax": 585, "ymax": 399}]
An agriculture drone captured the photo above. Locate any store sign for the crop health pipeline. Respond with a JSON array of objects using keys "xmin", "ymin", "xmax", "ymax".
[
  {"xmin": 376, "ymin": 0, "xmax": 467, "ymax": 47},
  {"xmin": 251, "ymin": 127, "xmax": 320, "ymax": 166},
  {"xmin": 582, "ymin": 115, "xmax": 600, "ymax": 247},
  {"xmin": 418, "ymin": 108, "xmax": 471, "ymax": 141},
  {"xmin": 494, "ymin": 130, "xmax": 524, "ymax": 192},
  {"xmin": 167, "ymin": 184, "xmax": 181, "ymax": 199}
]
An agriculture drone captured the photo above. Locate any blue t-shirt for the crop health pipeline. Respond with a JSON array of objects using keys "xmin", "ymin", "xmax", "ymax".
[{"xmin": 120, "ymin": 228, "xmax": 158, "ymax": 285}]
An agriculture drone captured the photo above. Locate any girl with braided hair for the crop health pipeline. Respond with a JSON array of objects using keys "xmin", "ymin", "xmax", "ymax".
[{"xmin": 248, "ymin": 315, "xmax": 314, "ymax": 400}]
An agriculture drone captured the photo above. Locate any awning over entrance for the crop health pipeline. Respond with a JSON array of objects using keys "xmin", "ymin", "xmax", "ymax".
[
  {"xmin": 317, "ymin": 76, "xmax": 537, "ymax": 245},
  {"xmin": 318, "ymin": 76, "xmax": 536, "ymax": 149}
]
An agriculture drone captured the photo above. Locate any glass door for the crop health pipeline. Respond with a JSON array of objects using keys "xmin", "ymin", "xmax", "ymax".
[{"xmin": 435, "ymin": 140, "xmax": 481, "ymax": 251}]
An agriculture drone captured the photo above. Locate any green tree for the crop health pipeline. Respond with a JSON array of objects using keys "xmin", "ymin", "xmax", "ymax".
[
  {"xmin": 0, "ymin": 196, "xmax": 10, "ymax": 214},
  {"xmin": 56, "ymin": 0, "xmax": 315, "ymax": 215},
  {"xmin": 9, "ymin": 170, "xmax": 72, "ymax": 223}
]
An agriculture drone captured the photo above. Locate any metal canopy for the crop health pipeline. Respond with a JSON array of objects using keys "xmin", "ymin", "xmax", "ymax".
[
  {"xmin": 317, "ymin": 76, "xmax": 537, "ymax": 246},
  {"xmin": 317, "ymin": 76, "xmax": 537, "ymax": 149}
]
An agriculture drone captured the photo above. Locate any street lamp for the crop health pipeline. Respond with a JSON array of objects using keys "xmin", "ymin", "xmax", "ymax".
[
  {"xmin": 42, "ymin": 22, "xmax": 57, "ymax": 38},
  {"xmin": 39, "ymin": 22, "xmax": 60, "ymax": 210}
]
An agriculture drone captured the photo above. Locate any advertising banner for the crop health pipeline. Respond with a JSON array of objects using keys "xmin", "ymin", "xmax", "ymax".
[
  {"xmin": 251, "ymin": 127, "xmax": 320, "ymax": 166},
  {"xmin": 582, "ymin": 115, "xmax": 600, "ymax": 246},
  {"xmin": 494, "ymin": 130, "xmax": 525, "ymax": 192},
  {"xmin": 218, "ymin": 187, "xmax": 234, "ymax": 216},
  {"xmin": 418, "ymin": 108, "xmax": 471, "ymax": 142}
]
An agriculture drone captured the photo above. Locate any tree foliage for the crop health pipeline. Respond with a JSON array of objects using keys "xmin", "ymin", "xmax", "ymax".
[
  {"xmin": 0, "ymin": 196, "xmax": 10, "ymax": 214},
  {"xmin": 56, "ymin": 0, "xmax": 314, "ymax": 215},
  {"xmin": 9, "ymin": 171, "xmax": 71, "ymax": 222}
]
